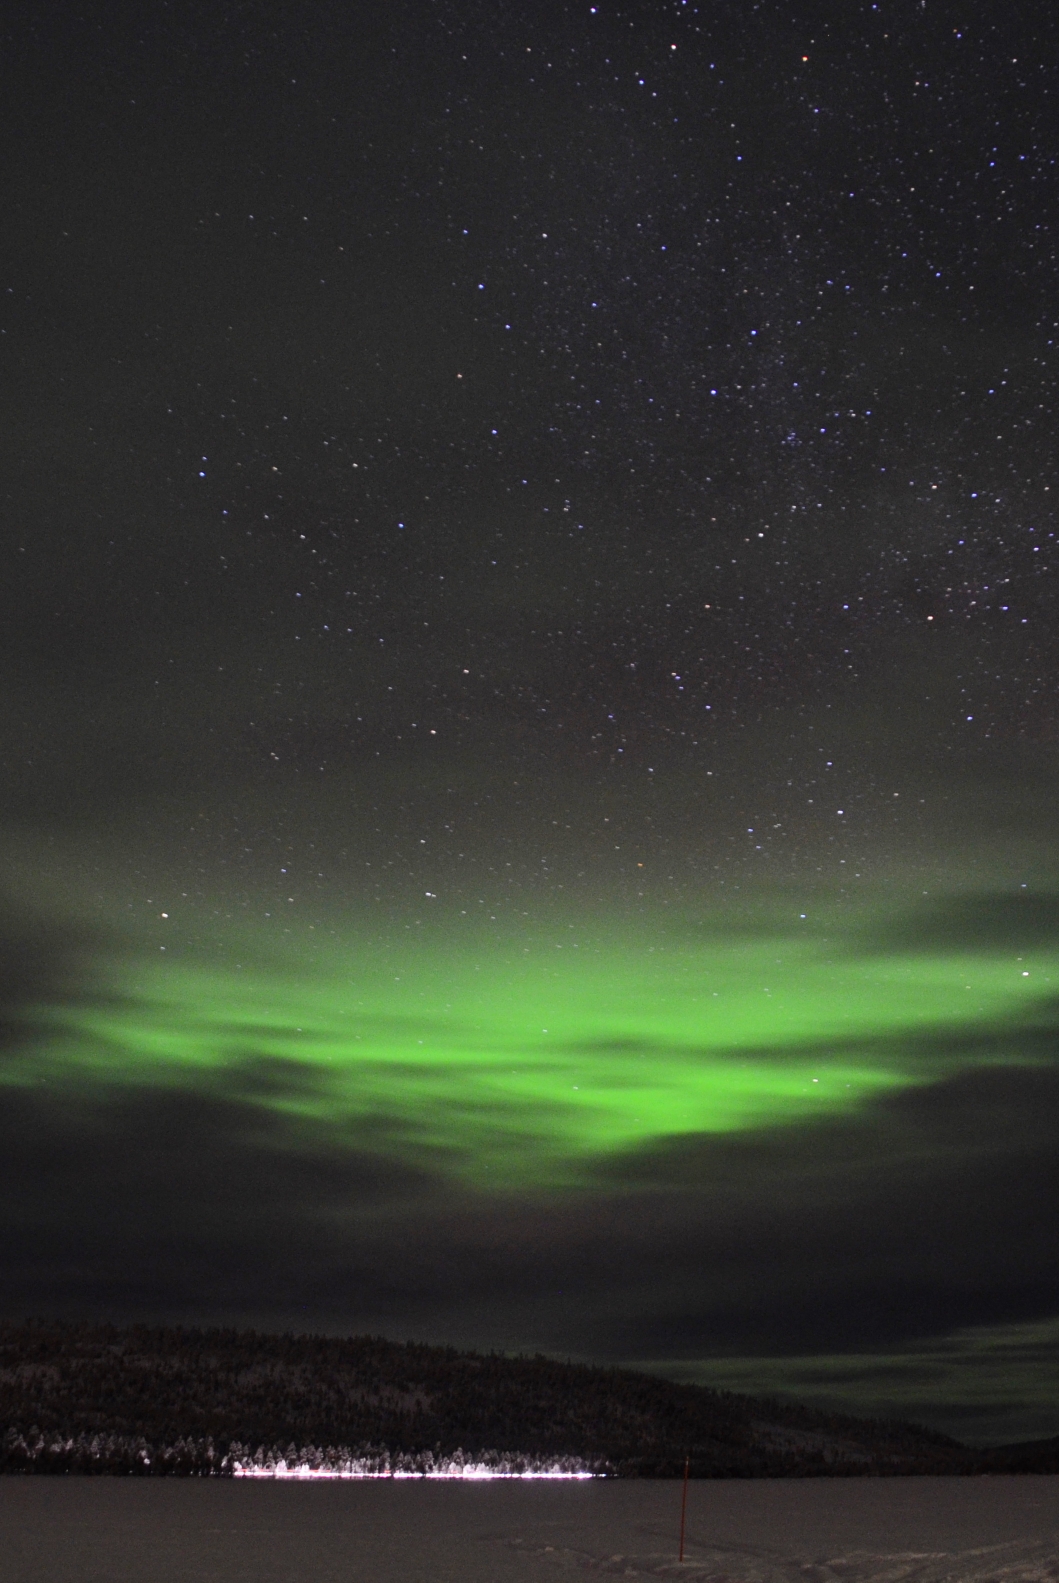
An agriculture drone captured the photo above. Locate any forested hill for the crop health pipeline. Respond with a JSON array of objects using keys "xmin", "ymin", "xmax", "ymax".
[{"xmin": 0, "ymin": 1321, "xmax": 1052, "ymax": 1477}]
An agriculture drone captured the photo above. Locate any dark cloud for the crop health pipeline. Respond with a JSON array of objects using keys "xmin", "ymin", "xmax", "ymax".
[
  {"xmin": 861, "ymin": 892, "xmax": 1059, "ymax": 954},
  {"xmin": 0, "ymin": 1080, "xmax": 448, "ymax": 1326},
  {"xmin": 0, "ymin": 909, "xmax": 102, "ymax": 1054},
  {"xmin": 589, "ymin": 1065, "xmax": 1059, "ymax": 1353}
]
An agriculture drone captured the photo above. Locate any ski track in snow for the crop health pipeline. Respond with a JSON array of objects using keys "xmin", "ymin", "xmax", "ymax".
[{"xmin": 510, "ymin": 1535, "xmax": 1059, "ymax": 1583}]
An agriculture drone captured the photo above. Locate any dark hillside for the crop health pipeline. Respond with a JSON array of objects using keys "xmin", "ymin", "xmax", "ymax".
[{"xmin": 0, "ymin": 1320, "xmax": 1018, "ymax": 1477}]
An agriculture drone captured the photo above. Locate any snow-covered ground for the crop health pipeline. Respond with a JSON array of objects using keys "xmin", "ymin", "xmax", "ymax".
[{"xmin": 1, "ymin": 1474, "xmax": 1058, "ymax": 1582}]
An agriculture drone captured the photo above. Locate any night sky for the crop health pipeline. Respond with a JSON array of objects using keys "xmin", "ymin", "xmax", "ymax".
[{"xmin": 3, "ymin": 0, "xmax": 1059, "ymax": 1446}]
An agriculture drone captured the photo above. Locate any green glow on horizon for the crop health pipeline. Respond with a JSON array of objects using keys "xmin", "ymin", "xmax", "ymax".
[{"xmin": 9, "ymin": 921, "xmax": 1059, "ymax": 1187}]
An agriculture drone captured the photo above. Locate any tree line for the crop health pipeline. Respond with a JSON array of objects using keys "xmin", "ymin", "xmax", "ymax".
[{"xmin": 0, "ymin": 1320, "xmax": 1052, "ymax": 1476}]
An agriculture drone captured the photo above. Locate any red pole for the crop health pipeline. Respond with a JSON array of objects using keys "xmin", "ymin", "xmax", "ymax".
[{"xmin": 678, "ymin": 1453, "xmax": 689, "ymax": 1561}]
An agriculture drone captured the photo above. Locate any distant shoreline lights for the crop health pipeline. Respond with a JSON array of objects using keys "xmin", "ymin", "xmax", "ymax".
[{"xmin": 232, "ymin": 1459, "xmax": 600, "ymax": 1480}]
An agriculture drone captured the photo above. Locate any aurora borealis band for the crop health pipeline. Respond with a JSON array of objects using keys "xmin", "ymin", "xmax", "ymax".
[
  {"xmin": 11, "ymin": 915, "xmax": 1057, "ymax": 1190},
  {"xmin": 4, "ymin": 0, "xmax": 1059, "ymax": 1451}
]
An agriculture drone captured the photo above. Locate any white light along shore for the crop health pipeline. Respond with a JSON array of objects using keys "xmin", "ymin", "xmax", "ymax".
[
  {"xmin": 227, "ymin": 1447, "xmax": 602, "ymax": 1479},
  {"xmin": 233, "ymin": 1459, "xmax": 598, "ymax": 1479}
]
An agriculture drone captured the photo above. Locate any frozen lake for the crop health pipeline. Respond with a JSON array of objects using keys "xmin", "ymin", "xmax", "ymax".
[{"xmin": 2, "ymin": 1475, "xmax": 1058, "ymax": 1583}]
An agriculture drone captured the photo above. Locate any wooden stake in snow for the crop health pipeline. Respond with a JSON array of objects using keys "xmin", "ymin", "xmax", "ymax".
[{"xmin": 678, "ymin": 1453, "xmax": 690, "ymax": 1561}]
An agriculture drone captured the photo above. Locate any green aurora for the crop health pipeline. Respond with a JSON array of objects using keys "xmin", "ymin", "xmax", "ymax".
[{"xmin": 8, "ymin": 913, "xmax": 1057, "ymax": 1189}]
